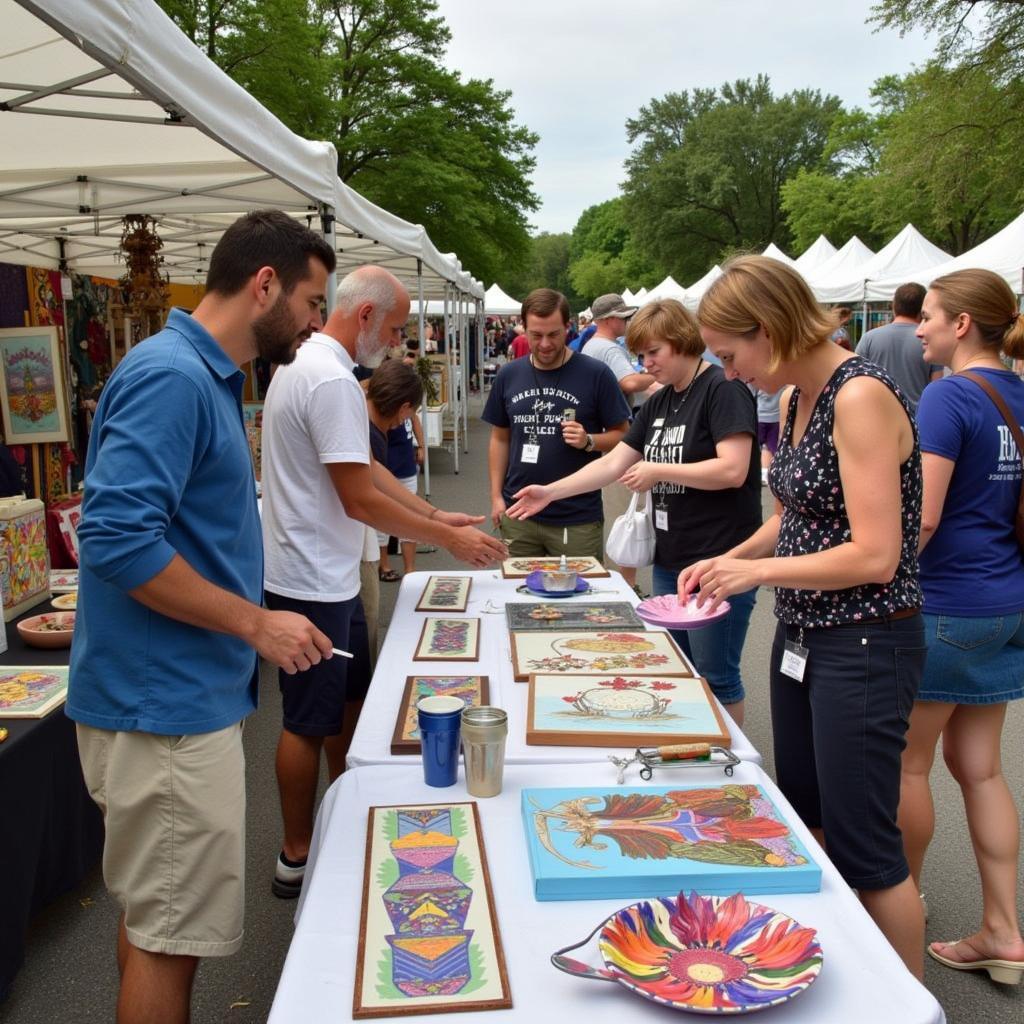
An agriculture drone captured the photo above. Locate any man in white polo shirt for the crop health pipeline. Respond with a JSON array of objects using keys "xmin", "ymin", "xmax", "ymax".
[{"xmin": 261, "ymin": 265, "xmax": 505, "ymax": 898}]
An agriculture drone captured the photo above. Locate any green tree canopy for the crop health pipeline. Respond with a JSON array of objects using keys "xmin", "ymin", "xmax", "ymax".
[
  {"xmin": 623, "ymin": 75, "xmax": 842, "ymax": 283},
  {"xmin": 498, "ymin": 233, "xmax": 580, "ymax": 312},
  {"xmin": 158, "ymin": 0, "xmax": 539, "ymax": 284}
]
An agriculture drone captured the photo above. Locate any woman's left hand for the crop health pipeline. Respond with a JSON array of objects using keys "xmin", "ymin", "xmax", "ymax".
[
  {"xmin": 619, "ymin": 461, "xmax": 660, "ymax": 493},
  {"xmin": 678, "ymin": 556, "xmax": 759, "ymax": 611}
]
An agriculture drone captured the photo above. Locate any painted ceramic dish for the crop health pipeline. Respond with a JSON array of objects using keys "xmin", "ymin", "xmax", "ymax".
[
  {"xmin": 569, "ymin": 891, "xmax": 822, "ymax": 1014},
  {"xmin": 637, "ymin": 594, "xmax": 731, "ymax": 630},
  {"xmin": 51, "ymin": 591, "xmax": 77, "ymax": 610},
  {"xmin": 17, "ymin": 611, "xmax": 76, "ymax": 649},
  {"xmin": 525, "ymin": 571, "xmax": 590, "ymax": 598}
]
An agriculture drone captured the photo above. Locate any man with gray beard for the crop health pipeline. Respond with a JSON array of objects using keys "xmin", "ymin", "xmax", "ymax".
[{"xmin": 261, "ymin": 266, "xmax": 505, "ymax": 899}]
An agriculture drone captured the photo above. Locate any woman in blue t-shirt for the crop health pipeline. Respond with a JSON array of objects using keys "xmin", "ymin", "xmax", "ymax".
[{"xmin": 898, "ymin": 269, "xmax": 1024, "ymax": 983}]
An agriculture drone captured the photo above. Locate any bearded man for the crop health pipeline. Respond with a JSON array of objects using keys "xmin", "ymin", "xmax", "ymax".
[{"xmin": 260, "ymin": 265, "xmax": 504, "ymax": 901}]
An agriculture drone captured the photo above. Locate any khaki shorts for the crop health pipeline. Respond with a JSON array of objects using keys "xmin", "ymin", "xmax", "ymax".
[
  {"xmin": 77, "ymin": 722, "xmax": 246, "ymax": 957},
  {"xmin": 499, "ymin": 514, "xmax": 604, "ymax": 560}
]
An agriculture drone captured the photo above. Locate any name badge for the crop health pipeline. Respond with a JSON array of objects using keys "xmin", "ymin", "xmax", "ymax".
[
  {"xmin": 521, "ymin": 443, "xmax": 540, "ymax": 464},
  {"xmin": 655, "ymin": 509, "xmax": 669, "ymax": 531},
  {"xmin": 653, "ymin": 418, "xmax": 665, "ymax": 428},
  {"xmin": 780, "ymin": 640, "xmax": 809, "ymax": 682}
]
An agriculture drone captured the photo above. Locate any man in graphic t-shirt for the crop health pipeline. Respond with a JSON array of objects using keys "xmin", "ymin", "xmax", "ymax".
[{"xmin": 483, "ymin": 288, "xmax": 631, "ymax": 558}]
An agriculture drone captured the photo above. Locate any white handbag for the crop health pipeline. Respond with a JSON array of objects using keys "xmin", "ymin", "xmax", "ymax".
[{"xmin": 606, "ymin": 490, "xmax": 656, "ymax": 568}]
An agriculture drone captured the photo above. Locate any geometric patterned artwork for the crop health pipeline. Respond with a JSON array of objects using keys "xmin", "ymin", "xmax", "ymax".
[
  {"xmin": 510, "ymin": 630, "xmax": 693, "ymax": 681},
  {"xmin": 391, "ymin": 676, "xmax": 490, "ymax": 754},
  {"xmin": 526, "ymin": 674, "xmax": 729, "ymax": 747},
  {"xmin": 0, "ymin": 666, "xmax": 69, "ymax": 718},
  {"xmin": 500, "ymin": 557, "xmax": 609, "ymax": 579},
  {"xmin": 354, "ymin": 803, "xmax": 512, "ymax": 1017},
  {"xmin": 521, "ymin": 785, "xmax": 821, "ymax": 901},
  {"xmin": 504, "ymin": 601, "xmax": 643, "ymax": 633},
  {"xmin": 413, "ymin": 618, "xmax": 480, "ymax": 662},
  {"xmin": 415, "ymin": 576, "xmax": 472, "ymax": 613}
]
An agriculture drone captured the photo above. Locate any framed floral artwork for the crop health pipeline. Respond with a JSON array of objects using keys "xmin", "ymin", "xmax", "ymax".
[
  {"xmin": 354, "ymin": 802, "xmax": 512, "ymax": 1017},
  {"xmin": 0, "ymin": 666, "xmax": 69, "ymax": 718},
  {"xmin": 413, "ymin": 618, "xmax": 480, "ymax": 662},
  {"xmin": 0, "ymin": 327, "xmax": 70, "ymax": 444},
  {"xmin": 526, "ymin": 673, "xmax": 728, "ymax": 747},
  {"xmin": 504, "ymin": 601, "xmax": 643, "ymax": 633},
  {"xmin": 510, "ymin": 630, "xmax": 694, "ymax": 681},
  {"xmin": 500, "ymin": 556, "xmax": 609, "ymax": 579}
]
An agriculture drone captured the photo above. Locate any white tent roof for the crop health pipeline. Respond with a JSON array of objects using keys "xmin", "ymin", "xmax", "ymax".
[
  {"xmin": 644, "ymin": 275, "xmax": 688, "ymax": 304},
  {"xmin": 761, "ymin": 243, "xmax": 796, "ymax": 266},
  {"xmin": 811, "ymin": 225, "xmax": 951, "ymax": 304},
  {"xmin": 482, "ymin": 283, "xmax": 520, "ymax": 315},
  {"xmin": 620, "ymin": 288, "xmax": 636, "ymax": 305},
  {"xmin": 805, "ymin": 236, "xmax": 876, "ymax": 292},
  {"xmin": 633, "ymin": 287, "xmax": 649, "ymax": 303},
  {"xmin": 871, "ymin": 210, "xmax": 1024, "ymax": 297},
  {"xmin": 794, "ymin": 235, "xmax": 837, "ymax": 275},
  {"xmin": 0, "ymin": 0, "xmax": 481, "ymax": 300},
  {"xmin": 682, "ymin": 265, "xmax": 723, "ymax": 311}
]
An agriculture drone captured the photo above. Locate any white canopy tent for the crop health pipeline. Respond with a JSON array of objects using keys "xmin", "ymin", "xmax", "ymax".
[
  {"xmin": 633, "ymin": 287, "xmax": 649, "ymax": 303},
  {"xmin": 871, "ymin": 210, "xmax": 1024, "ymax": 297},
  {"xmin": 761, "ymin": 242, "xmax": 796, "ymax": 266},
  {"xmin": 805, "ymin": 236, "xmax": 876, "ymax": 295},
  {"xmin": 810, "ymin": 225, "xmax": 950, "ymax": 304},
  {"xmin": 620, "ymin": 288, "xmax": 636, "ymax": 305},
  {"xmin": 794, "ymin": 235, "xmax": 838, "ymax": 275},
  {"xmin": 482, "ymin": 282, "xmax": 520, "ymax": 316},
  {"xmin": 643, "ymin": 274, "xmax": 688, "ymax": 304},
  {"xmin": 682, "ymin": 265, "xmax": 722, "ymax": 311}
]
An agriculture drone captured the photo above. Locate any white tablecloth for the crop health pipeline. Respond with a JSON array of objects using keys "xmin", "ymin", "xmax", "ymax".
[
  {"xmin": 270, "ymin": 761, "xmax": 944, "ymax": 1024},
  {"xmin": 347, "ymin": 570, "xmax": 761, "ymax": 768}
]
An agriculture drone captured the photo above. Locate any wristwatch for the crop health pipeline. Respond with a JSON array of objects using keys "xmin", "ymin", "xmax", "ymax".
[{"xmin": 583, "ymin": 433, "xmax": 595, "ymax": 452}]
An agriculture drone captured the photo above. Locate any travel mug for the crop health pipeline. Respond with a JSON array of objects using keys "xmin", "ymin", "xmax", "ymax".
[
  {"xmin": 460, "ymin": 706, "xmax": 508, "ymax": 798},
  {"xmin": 416, "ymin": 695, "xmax": 464, "ymax": 787}
]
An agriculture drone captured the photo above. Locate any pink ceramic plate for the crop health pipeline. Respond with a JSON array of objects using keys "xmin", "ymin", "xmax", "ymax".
[{"xmin": 636, "ymin": 594, "xmax": 730, "ymax": 629}]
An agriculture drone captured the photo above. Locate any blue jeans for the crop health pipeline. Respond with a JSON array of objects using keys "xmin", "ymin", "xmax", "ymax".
[{"xmin": 651, "ymin": 564, "xmax": 757, "ymax": 705}]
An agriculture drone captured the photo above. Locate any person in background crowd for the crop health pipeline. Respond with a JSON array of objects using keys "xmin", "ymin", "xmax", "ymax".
[
  {"xmin": 898, "ymin": 269, "xmax": 1024, "ymax": 983},
  {"xmin": 508, "ymin": 298, "xmax": 761, "ymax": 724},
  {"xmin": 261, "ymin": 266, "xmax": 505, "ymax": 903},
  {"xmin": 508, "ymin": 323, "xmax": 531, "ymax": 359},
  {"xmin": 830, "ymin": 305, "xmax": 853, "ymax": 350},
  {"xmin": 484, "ymin": 287, "xmax": 630, "ymax": 558},
  {"xmin": 570, "ymin": 313, "xmax": 597, "ymax": 352},
  {"xmin": 857, "ymin": 283, "xmax": 941, "ymax": 412},
  {"xmin": 680, "ymin": 255, "xmax": 926, "ymax": 979},
  {"xmin": 754, "ymin": 386, "xmax": 782, "ymax": 486},
  {"xmin": 68, "ymin": 210, "xmax": 338, "ymax": 1024}
]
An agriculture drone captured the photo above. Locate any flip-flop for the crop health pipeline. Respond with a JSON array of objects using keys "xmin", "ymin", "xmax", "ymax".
[
  {"xmin": 378, "ymin": 569, "xmax": 401, "ymax": 582},
  {"xmin": 928, "ymin": 939, "xmax": 1024, "ymax": 985}
]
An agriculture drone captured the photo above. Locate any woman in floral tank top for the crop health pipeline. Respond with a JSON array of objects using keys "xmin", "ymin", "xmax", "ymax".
[{"xmin": 679, "ymin": 256, "xmax": 927, "ymax": 980}]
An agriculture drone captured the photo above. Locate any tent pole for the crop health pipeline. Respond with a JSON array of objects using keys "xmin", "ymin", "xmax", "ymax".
[
  {"xmin": 320, "ymin": 207, "xmax": 336, "ymax": 314},
  {"xmin": 449, "ymin": 289, "xmax": 460, "ymax": 475},
  {"xmin": 417, "ymin": 258, "xmax": 430, "ymax": 497}
]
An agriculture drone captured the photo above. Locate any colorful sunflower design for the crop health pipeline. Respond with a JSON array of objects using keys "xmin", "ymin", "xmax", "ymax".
[{"xmin": 598, "ymin": 891, "xmax": 822, "ymax": 1013}]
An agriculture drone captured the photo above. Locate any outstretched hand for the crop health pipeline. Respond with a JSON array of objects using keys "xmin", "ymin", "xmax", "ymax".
[
  {"xmin": 506, "ymin": 484, "xmax": 553, "ymax": 520},
  {"xmin": 446, "ymin": 526, "xmax": 508, "ymax": 567},
  {"xmin": 434, "ymin": 509, "xmax": 486, "ymax": 528}
]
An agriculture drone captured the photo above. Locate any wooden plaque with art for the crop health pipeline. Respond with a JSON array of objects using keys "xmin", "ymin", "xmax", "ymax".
[
  {"xmin": 391, "ymin": 676, "xmax": 490, "ymax": 755},
  {"xmin": 500, "ymin": 556, "xmax": 609, "ymax": 579},
  {"xmin": 354, "ymin": 802, "xmax": 512, "ymax": 1017},
  {"xmin": 414, "ymin": 575, "xmax": 472, "ymax": 613},
  {"xmin": 509, "ymin": 629, "xmax": 694, "ymax": 681},
  {"xmin": 413, "ymin": 618, "xmax": 480, "ymax": 662}
]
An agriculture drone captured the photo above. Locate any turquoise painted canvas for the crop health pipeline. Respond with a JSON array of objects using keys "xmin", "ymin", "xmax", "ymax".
[{"xmin": 521, "ymin": 784, "xmax": 821, "ymax": 901}]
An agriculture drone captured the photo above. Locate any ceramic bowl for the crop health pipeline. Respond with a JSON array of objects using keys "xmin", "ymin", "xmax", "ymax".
[
  {"xmin": 17, "ymin": 611, "xmax": 76, "ymax": 649},
  {"xmin": 541, "ymin": 570, "xmax": 578, "ymax": 592}
]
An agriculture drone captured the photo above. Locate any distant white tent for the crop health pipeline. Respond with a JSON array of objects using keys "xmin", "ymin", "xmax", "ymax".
[
  {"xmin": 621, "ymin": 288, "xmax": 637, "ymax": 305},
  {"xmin": 762, "ymin": 243, "xmax": 796, "ymax": 266},
  {"xmin": 483, "ymin": 282, "xmax": 521, "ymax": 316},
  {"xmin": 633, "ymin": 287, "xmax": 649, "ymax": 303},
  {"xmin": 806, "ymin": 237, "xmax": 876, "ymax": 294},
  {"xmin": 644, "ymin": 275, "xmax": 688, "ymax": 304},
  {"xmin": 683, "ymin": 265, "xmax": 723, "ymax": 311},
  {"xmin": 794, "ymin": 235, "xmax": 837, "ymax": 275},
  {"xmin": 812, "ymin": 225, "xmax": 951, "ymax": 304},
  {"xmin": 871, "ymin": 210, "xmax": 1024, "ymax": 296}
]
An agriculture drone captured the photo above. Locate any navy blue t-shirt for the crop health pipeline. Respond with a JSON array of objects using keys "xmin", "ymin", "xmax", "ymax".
[
  {"xmin": 917, "ymin": 368, "xmax": 1024, "ymax": 615},
  {"xmin": 386, "ymin": 421, "xmax": 418, "ymax": 478},
  {"xmin": 482, "ymin": 352, "xmax": 630, "ymax": 525}
]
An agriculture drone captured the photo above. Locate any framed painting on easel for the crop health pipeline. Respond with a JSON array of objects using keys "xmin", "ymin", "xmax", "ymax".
[{"xmin": 354, "ymin": 802, "xmax": 512, "ymax": 1017}]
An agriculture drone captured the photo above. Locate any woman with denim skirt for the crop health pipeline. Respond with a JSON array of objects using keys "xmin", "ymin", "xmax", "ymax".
[
  {"xmin": 680, "ymin": 255, "xmax": 927, "ymax": 979},
  {"xmin": 897, "ymin": 269, "xmax": 1024, "ymax": 984},
  {"xmin": 504, "ymin": 298, "xmax": 762, "ymax": 725}
]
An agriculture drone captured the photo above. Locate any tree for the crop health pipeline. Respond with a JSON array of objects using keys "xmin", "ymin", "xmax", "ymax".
[
  {"xmin": 567, "ymin": 199, "xmax": 657, "ymax": 300},
  {"xmin": 781, "ymin": 171, "xmax": 886, "ymax": 253},
  {"xmin": 623, "ymin": 76, "xmax": 842, "ymax": 283},
  {"xmin": 157, "ymin": 0, "xmax": 539, "ymax": 284},
  {"xmin": 872, "ymin": 1, "xmax": 1024, "ymax": 80},
  {"xmin": 499, "ymin": 233, "xmax": 580, "ymax": 312}
]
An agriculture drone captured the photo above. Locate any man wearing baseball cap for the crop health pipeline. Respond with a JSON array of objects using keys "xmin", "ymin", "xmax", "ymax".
[{"xmin": 582, "ymin": 294, "xmax": 652, "ymax": 399}]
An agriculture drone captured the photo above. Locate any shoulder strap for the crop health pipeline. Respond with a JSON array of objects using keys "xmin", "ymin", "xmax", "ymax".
[{"xmin": 959, "ymin": 370, "xmax": 1024, "ymax": 459}]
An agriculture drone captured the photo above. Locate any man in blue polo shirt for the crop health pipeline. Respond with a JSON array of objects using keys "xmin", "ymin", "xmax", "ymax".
[{"xmin": 67, "ymin": 210, "xmax": 337, "ymax": 1024}]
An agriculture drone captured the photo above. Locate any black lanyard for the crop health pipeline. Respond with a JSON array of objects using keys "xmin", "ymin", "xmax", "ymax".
[{"xmin": 527, "ymin": 349, "xmax": 569, "ymax": 441}]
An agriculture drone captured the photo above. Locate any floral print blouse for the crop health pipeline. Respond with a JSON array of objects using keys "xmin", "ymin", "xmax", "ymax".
[{"xmin": 769, "ymin": 357, "xmax": 923, "ymax": 627}]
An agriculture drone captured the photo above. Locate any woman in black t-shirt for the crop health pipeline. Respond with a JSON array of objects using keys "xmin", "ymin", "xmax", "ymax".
[{"xmin": 506, "ymin": 299, "xmax": 761, "ymax": 724}]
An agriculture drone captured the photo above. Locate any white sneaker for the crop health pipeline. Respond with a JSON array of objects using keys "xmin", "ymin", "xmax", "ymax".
[{"xmin": 272, "ymin": 852, "xmax": 306, "ymax": 899}]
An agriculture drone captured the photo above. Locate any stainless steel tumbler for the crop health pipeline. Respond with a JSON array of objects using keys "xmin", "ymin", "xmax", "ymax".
[{"xmin": 460, "ymin": 706, "xmax": 508, "ymax": 798}]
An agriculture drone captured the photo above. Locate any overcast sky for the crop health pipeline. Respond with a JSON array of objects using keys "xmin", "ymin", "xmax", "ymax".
[{"xmin": 433, "ymin": 1, "xmax": 939, "ymax": 235}]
